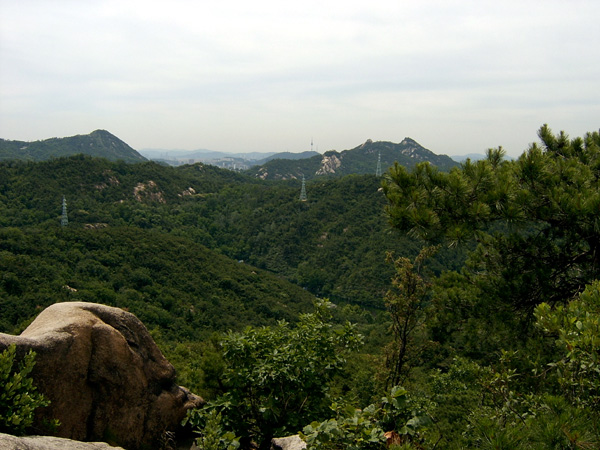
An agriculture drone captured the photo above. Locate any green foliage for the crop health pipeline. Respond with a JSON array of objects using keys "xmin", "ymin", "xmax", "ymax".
[
  {"xmin": 0, "ymin": 226, "xmax": 316, "ymax": 341},
  {"xmin": 301, "ymin": 386, "xmax": 430, "ymax": 450},
  {"xmin": 0, "ymin": 344, "xmax": 50, "ymax": 435},
  {"xmin": 183, "ymin": 408, "xmax": 240, "ymax": 450},
  {"xmin": 466, "ymin": 394, "xmax": 599, "ymax": 450},
  {"xmin": 417, "ymin": 357, "xmax": 490, "ymax": 449},
  {"xmin": 301, "ymin": 404, "xmax": 386, "ymax": 450},
  {"xmin": 461, "ymin": 283, "xmax": 600, "ymax": 449},
  {"xmin": 383, "ymin": 246, "xmax": 438, "ymax": 388},
  {"xmin": 534, "ymin": 281, "xmax": 600, "ymax": 411},
  {"xmin": 4, "ymin": 125, "xmax": 598, "ymax": 449},
  {"xmin": 0, "ymin": 155, "xmax": 461, "ymax": 313},
  {"xmin": 185, "ymin": 301, "xmax": 363, "ymax": 449},
  {"xmin": 384, "ymin": 125, "xmax": 599, "ymax": 315}
]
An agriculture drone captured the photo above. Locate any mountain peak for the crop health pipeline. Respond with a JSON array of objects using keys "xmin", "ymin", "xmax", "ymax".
[
  {"xmin": 0, "ymin": 130, "xmax": 147, "ymax": 163},
  {"xmin": 248, "ymin": 138, "xmax": 458, "ymax": 180},
  {"xmin": 90, "ymin": 129, "xmax": 113, "ymax": 137}
]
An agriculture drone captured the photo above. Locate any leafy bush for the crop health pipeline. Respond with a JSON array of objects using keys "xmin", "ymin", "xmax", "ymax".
[
  {"xmin": 535, "ymin": 280, "xmax": 600, "ymax": 411},
  {"xmin": 301, "ymin": 386, "xmax": 431, "ymax": 450},
  {"xmin": 0, "ymin": 344, "xmax": 49, "ymax": 435},
  {"xmin": 182, "ymin": 408, "xmax": 240, "ymax": 450},
  {"xmin": 185, "ymin": 300, "xmax": 363, "ymax": 449}
]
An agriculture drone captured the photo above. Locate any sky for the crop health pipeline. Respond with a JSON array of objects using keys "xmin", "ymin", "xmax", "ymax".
[{"xmin": 1, "ymin": 0, "xmax": 599, "ymax": 157}]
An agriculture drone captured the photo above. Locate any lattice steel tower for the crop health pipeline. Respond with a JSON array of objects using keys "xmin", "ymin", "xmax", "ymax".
[
  {"xmin": 376, "ymin": 151, "xmax": 382, "ymax": 177},
  {"xmin": 61, "ymin": 196, "xmax": 68, "ymax": 227},
  {"xmin": 299, "ymin": 175, "xmax": 307, "ymax": 202}
]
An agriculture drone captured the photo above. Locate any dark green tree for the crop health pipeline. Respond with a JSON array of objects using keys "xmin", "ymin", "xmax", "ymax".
[
  {"xmin": 383, "ymin": 125, "xmax": 600, "ymax": 324},
  {"xmin": 462, "ymin": 282, "xmax": 600, "ymax": 450}
]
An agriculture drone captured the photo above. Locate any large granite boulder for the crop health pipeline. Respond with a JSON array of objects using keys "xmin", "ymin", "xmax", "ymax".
[{"xmin": 0, "ymin": 302, "xmax": 203, "ymax": 450}]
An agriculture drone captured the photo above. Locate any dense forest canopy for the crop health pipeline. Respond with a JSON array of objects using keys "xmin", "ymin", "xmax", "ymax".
[{"xmin": 0, "ymin": 155, "xmax": 463, "ymax": 315}]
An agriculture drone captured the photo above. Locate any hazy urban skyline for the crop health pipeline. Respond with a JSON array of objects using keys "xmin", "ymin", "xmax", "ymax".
[{"xmin": 1, "ymin": 0, "xmax": 599, "ymax": 157}]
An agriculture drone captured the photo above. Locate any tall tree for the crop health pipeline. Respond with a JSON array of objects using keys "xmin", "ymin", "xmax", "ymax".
[
  {"xmin": 384, "ymin": 246, "xmax": 437, "ymax": 388},
  {"xmin": 383, "ymin": 125, "xmax": 600, "ymax": 323}
]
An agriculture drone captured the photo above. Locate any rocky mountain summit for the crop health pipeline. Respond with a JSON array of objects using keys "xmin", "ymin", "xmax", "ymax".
[{"xmin": 251, "ymin": 138, "xmax": 458, "ymax": 180}]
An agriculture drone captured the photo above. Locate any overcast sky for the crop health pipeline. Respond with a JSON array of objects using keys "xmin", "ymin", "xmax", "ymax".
[{"xmin": 1, "ymin": 0, "xmax": 599, "ymax": 157}]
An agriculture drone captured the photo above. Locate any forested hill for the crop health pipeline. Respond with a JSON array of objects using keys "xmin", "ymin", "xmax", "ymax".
[
  {"xmin": 249, "ymin": 138, "xmax": 458, "ymax": 180},
  {"xmin": 0, "ymin": 129, "xmax": 147, "ymax": 163},
  {"xmin": 0, "ymin": 155, "xmax": 461, "ymax": 318},
  {"xmin": 0, "ymin": 225, "xmax": 316, "ymax": 341}
]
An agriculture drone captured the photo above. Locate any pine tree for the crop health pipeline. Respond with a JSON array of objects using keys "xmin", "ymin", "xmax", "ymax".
[{"xmin": 383, "ymin": 125, "xmax": 600, "ymax": 319}]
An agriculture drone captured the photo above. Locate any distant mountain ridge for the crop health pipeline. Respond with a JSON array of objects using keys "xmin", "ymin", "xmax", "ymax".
[
  {"xmin": 451, "ymin": 153, "xmax": 487, "ymax": 162},
  {"xmin": 249, "ymin": 138, "xmax": 459, "ymax": 180},
  {"xmin": 1, "ymin": 130, "xmax": 457, "ymax": 175},
  {"xmin": 138, "ymin": 148, "xmax": 320, "ymax": 168},
  {"xmin": 256, "ymin": 151, "xmax": 320, "ymax": 165},
  {"xmin": 0, "ymin": 130, "xmax": 147, "ymax": 163},
  {"xmin": 139, "ymin": 148, "xmax": 278, "ymax": 162}
]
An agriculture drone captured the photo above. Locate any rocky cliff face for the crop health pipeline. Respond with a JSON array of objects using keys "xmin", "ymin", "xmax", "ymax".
[
  {"xmin": 315, "ymin": 154, "xmax": 342, "ymax": 176},
  {"xmin": 0, "ymin": 302, "xmax": 202, "ymax": 450}
]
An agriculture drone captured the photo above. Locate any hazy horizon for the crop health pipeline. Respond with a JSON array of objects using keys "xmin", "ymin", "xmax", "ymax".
[{"xmin": 2, "ymin": 1, "xmax": 599, "ymax": 158}]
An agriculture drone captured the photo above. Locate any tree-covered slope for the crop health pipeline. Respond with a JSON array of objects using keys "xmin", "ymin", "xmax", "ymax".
[
  {"xmin": 0, "ymin": 130, "xmax": 147, "ymax": 163},
  {"xmin": 0, "ymin": 226, "xmax": 315, "ymax": 341},
  {"xmin": 0, "ymin": 155, "xmax": 259, "ymax": 227},
  {"xmin": 0, "ymin": 155, "xmax": 461, "ymax": 311},
  {"xmin": 181, "ymin": 174, "xmax": 462, "ymax": 308}
]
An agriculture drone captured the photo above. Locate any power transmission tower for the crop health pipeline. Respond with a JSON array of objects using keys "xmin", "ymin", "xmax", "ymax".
[
  {"xmin": 299, "ymin": 175, "xmax": 307, "ymax": 202},
  {"xmin": 376, "ymin": 151, "xmax": 382, "ymax": 177},
  {"xmin": 61, "ymin": 196, "xmax": 68, "ymax": 227}
]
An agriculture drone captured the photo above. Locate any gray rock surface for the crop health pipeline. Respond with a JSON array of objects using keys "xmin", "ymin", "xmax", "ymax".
[
  {"xmin": 0, "ymin": 302, "xmax": 203, "ymax": 450},
  {"xmin": 271, "ymin": 435, "xmax": 307, "ymax": 450},
  {"xmin": 0, "ymin": 433, "xmax": 125, "ymax": 450}
]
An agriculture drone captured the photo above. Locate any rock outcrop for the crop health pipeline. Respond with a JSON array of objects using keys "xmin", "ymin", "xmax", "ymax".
[
  {"xmin": 315, "ymin": 153, "xmax": 342, "ymax": 176},
  {"xmin": 0, "ymin": 433, "xmax": 125, "ymax": 450},
  {"xmin": 271, "ymin": 435, "xmax": 306, "ymax": 450},
  {"xmin": 0, "ymin": 302, "xmax": 203, "ymax": 450}
]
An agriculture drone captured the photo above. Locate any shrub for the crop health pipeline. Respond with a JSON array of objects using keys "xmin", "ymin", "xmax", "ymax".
[
  {"xmin": 0, "ymin": 344, "xmax": 50, "ymax": 435},
  {"xmin": 185, "ymin": 300, "xmax": 363, "ymax": 449}
]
